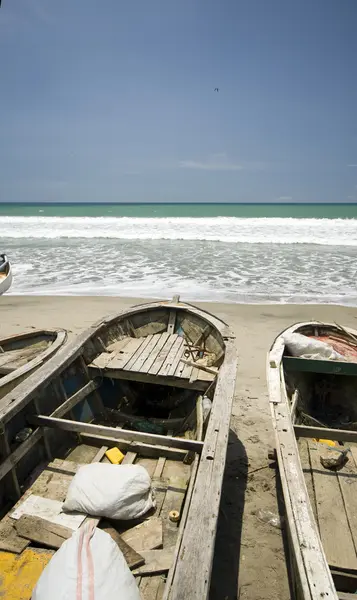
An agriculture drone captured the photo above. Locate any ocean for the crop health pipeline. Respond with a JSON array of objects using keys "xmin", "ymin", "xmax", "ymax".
[{"xmin": 1, "ymin": 202, "xmax": 357, "ymax": 305}]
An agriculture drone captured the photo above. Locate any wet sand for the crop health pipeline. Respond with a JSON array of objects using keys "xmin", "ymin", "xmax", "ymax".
[{"xmin": 2, "ymin": 295, "xmax": 357, "ymax": 600}]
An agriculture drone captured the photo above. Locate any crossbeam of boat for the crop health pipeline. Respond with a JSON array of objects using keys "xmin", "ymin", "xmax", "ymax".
[
  {"xmin": 28, "ymin": 415, "xmax": 204, "ymax": 454},
  {"xmin": 294, "ymin": 424, "xmax": 357, "ymax": 444}
]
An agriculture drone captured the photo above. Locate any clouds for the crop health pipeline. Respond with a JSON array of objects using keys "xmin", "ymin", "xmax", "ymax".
[
  {"xmin": 277, "ymin": 196, "xmax": 292, "ymax": 201},
  {"xmin": 180, "ymin": 159, "xmax": 244, "ymax": 171},
  {"xmin": 179, "ymin": 154, "xmax": 265, "ymax": 172}
]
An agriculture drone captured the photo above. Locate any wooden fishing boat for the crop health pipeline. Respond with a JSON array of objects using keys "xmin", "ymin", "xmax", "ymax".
[
  {"xmin": 0, "ymin": 329, "xmax": 67, "ymax": 400},
  {"xmin": 0, "ymin": 253, "xmax": 12, "ymax": 295},
  {"xmin": 267, "ymin": 321, "xmax": 357, "ymax": 600},
  {"xmin": 0, "ymin": 297, "xmax": 237, "ymax": 600}
]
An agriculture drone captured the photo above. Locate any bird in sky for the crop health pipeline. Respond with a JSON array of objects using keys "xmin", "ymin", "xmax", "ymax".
[{"xmin": 214, "ymin": 88, "xmax": 219, "ymax": 92}]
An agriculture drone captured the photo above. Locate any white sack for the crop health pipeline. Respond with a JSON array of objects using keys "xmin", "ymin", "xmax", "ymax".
[
  {"xmin": 63, "ymin": 462, "xmax": 155, "ymax": 520},
  {"xmin": 32, "ymin": 522, "xmax": 141, "ymax": 600},
  {"xmin": 283, "ymin": 332, "xmax": 344, "ymax": 361}
]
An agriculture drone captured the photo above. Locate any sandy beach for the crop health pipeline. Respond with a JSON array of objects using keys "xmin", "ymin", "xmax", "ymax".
[{"xmin": 2, "ymin": 295, "xmax": 357, "ymax": 600}]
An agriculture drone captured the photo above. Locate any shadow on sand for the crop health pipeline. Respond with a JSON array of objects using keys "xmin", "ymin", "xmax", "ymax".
[{"xmin": 209, "ymin": 429, "xmax": 248, "ymax": 600}]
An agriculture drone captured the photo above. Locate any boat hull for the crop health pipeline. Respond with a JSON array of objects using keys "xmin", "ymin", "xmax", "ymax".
[
  {"xmin": 0, "ymin": 298, "xmax": 237, "ymax": 600},
  {"xmin": 267, "ymin": 321, "xmax": 357, "ymax": 600},
  {"xmin": 0, "ymin": 329, "xmax": 67, "ymax": 400},
  {"xmin": 0, "ymin": 261, "xmax": 12, "ymax": 295}
]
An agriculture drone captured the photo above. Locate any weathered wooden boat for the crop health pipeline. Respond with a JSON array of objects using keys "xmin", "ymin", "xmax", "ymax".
[
  {"xmin": 0, "ymin": 297, "xmax": 237, "ymax": 599},
  {"xmin": 0, "ymin": 253, "xmax": 12, "ymax": 295},
  {"xmin": 0, "ymin": 329, "xmax": 67, "ymax": 400},
  {"xmin": 267, "ymin": 321, "xmax": 357, "ymax": 600}
]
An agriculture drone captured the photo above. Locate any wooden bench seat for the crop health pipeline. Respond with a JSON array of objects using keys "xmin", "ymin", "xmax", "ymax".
[{"xmin": 89, "ymin": 333, "xmax": 216, "ymax": 391}]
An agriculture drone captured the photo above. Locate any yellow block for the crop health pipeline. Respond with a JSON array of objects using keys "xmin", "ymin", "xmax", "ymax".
[
  {"xmin": 105, "ymin": 447, "xmax": 125, "ymax": 464},
  {"xmin": 314, "ymin": 438, "xmax": 337, "ymax": 447},
  {"xmin": 0, "ymin": 548, "xmax": 53, "ymax": 600}
]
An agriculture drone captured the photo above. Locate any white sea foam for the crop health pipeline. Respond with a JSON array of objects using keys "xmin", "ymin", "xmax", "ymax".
[
  {"xmin": 2, "ymin": 216, "xmax": 357, "ymax": 246},
  {"xmin": 3, "ymin": 216, "xmax": 357, "ymax": 304}
]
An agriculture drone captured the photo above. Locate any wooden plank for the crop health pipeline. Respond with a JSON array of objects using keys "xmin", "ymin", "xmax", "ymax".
[
  {"xmin": 133, "ymin": 548, "xmax": 174, "ymax": 576},
  {"xmin": 140, "ymin": 576, "xmax": 166, "ymax": 600},
  {"xmin": 159, "ymin": 337, "xmax": 184, "ymax": 377},
  {"xmin": 283, "ymin": 356, "xmax": 357, "ymax": 376},
  {"xmin": 51, "ymin": 380, "xmax": 98, "ymax": 418},
  {"xmin": 0, "ymin": 536, "xmax": 30, "ymax": 553},
  {"xmin": 106, "ymin": 337, "xmax": 145, "ymax": 370},
  {"xmin": 129, "ymin": 334, "xmax": 161, "ymax": 372},
  {"xmin": 295, "ymin": 425, "xmax": 357, "ymax": 444},
  {"xmin": 160, "ymin": 475, "xmax": 188, "ymax": 547},
  {"xmin": 122, "ymin": 451, "xmax": 137, "ymax": 465},
  {"xmin": 153, "ymin": 457, "xmax": 166, "ymax": 480},
  {"xmin": 28, "ymin": 415, "xmax": 204, "ymax": 454},
  {"xmin": 167, "ymin": 310, "xmax": 176, "ymax": 335},
  {"xmin": 80, "ymin": 433, "xmax": 187, "ymax": 461},
  {"xmin": 14, "ymin": 514, "xmax": 73, "ymax": 549},
  {"xmin": 298, "ymin": 439, "xmax": 318, "ymax": 522},
  {"xmin": 96, "ymin": 366, "xmax": 209, "ymax": 391},
  {"xmin": 0, "ymin": 427, "xmax": 43, "ymax": 481},
  {"xmin": 180, "ymin": 359, "xmax": 218, "ymax": 376},
  {"xmin": 338, "ymin": 447, "xmax": 357, "ymax": 555},
  {"xmin": 100, "ymin": 521, "xmax": 144, "ymax": 569},
  {"xmin": 121, "ymin": 517, "xmax": 163, "ymax": 552},
  {"xmin": 125, "ymin": 335, "xmax": 154, "ymax": 370},
  {"xmin": 91, "ymin": 445, "xmax": 108, "ymax": 463},
  {"xmin": 106, "ymin": 337, "xmax": 132, "ymax": 353},
  {"xmin": 167, "ymin": 340, "xmax": 186, "ymax": 377},
  {"xmin": 148, "ymin": 335, "xmax": 178, "ymax": 375},
  {"xmin": 139, "ymin": 332, "xmax": 171, "ymax": 373},
  {"xmin": 89, "ymin": 351, "xmax": 114, "ymax": 370},
  {"xmin": 331, "ymin": 569, "xmax": 357, "ymax": 594},
  {"xmin": 308, "ymin": 441, "xmax": 357, "ymax": 571},
  {"xmin": 168, "ymin": 338, "xmax": 237, "ymax": 600}
]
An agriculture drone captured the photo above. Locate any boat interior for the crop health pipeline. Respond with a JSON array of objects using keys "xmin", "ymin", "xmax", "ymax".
[
  {"xmin": 283, "ymin": 324, "xmax": 357, "ymax": 595},
  {"xmin": 0, "ymin": 301, "xmax": 227, "ymax": 599},
  {"xmin": 0, "ymin": 332, "xmax": 57, "ymax": 377}
]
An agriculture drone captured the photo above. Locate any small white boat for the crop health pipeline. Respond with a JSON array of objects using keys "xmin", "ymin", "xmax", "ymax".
[{"xmin": 0, "ymin": 254, "xmax": 12, "ymax": 295}]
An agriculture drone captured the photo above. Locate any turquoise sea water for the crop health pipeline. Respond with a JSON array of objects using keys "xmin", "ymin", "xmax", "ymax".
[
  {"xmin": 1, "ymin": 202, "xmax": 357, "ymax": 304},
  {"xmin": 0, "ymin": 202, "xmax": 356, "ymax": 219}
]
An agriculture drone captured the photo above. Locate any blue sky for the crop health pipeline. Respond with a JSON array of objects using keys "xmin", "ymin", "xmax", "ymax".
[{"xmin": 0, "ymin": 0, "xmax": 356, "ymax": 203}]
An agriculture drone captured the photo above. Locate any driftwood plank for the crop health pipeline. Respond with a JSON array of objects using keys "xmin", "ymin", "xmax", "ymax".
[
  {"xmin": 121, "ymin": 517, "xmax": 163, "ymax": 552},
  {"xmin": 139, "ymin": 333, "xmax": 171, "ymax": 373},
  {"xmin": 308, "ymin": 441, "xmax": 357, "ymax": 571},
  {"xmin": 14, "ymin": 514, "xmax": 73, "ymax": 549}
]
